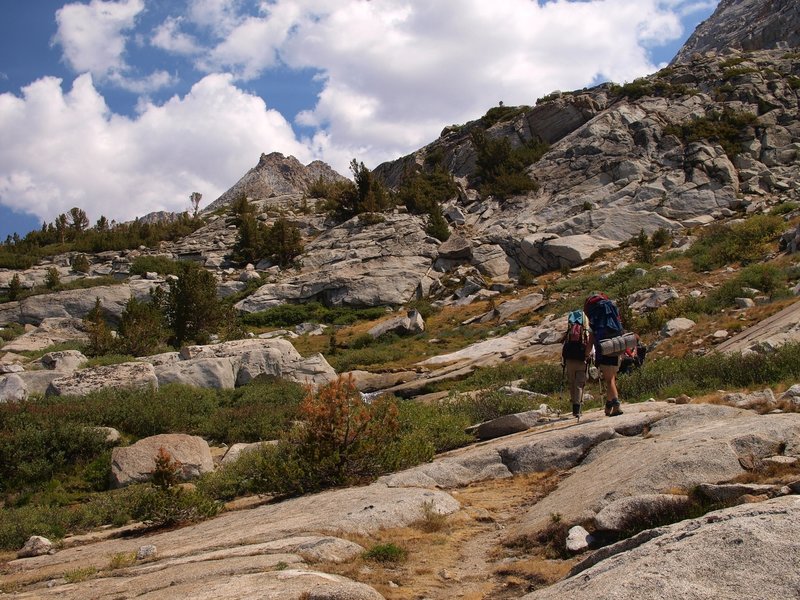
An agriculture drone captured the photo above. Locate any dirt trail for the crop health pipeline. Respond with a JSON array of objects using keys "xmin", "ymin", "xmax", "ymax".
[{"xmin": 325, "ymin": 472, "xmax": 577, "ymax": 600}]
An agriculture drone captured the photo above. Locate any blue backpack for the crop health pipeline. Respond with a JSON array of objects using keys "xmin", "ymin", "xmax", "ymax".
[{"xmin": 584, "ymin": 293, "xmax": 624, "ymax": 341}]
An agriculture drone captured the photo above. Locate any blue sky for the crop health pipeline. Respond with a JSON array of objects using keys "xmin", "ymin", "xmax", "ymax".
[{"xmin": 0, "ymin": 0, "xmax": 718, "ymax": 241}]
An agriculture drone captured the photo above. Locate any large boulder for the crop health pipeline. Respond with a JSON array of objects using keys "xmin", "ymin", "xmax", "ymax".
[
  {"xmin": 522, "ymin": 497, "xmax": 800, "ymax": 600},
  {"xmin": 39, "ymin": 350, "xmax": 87, "ymax": 372},
  {"xmin": 0, "ymin": 318, "xmax": 88, "ymax": 352},
  {"xmin": 0, "ymin": 282, "xmax": 158, "ymax": 326},
  {"xmin": 235, "ymin": 214, "xmax": 439, "ymax": 310},
  {"xmin": 0, "ymin": 374, "xmax": 27, "ymax": 403},
  {"xmin": 47, "ymin": 362, "xmax": 159, "ymax": 397},
  {"xmin": 110, "ymin": 434, "xmax": 214, "ymax": 488},
  {"xmin": 176, "ymin": 338, "xmax": 336, "ymax": 387},
  {"xmin": 155, "ymin": 357, "xmax": 238, "ymax": 389}
]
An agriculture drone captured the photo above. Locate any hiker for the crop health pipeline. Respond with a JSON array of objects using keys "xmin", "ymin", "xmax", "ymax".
[
  {"xmin": 584, "ymin": 293, "xmax": 634, "ymax": 417},
  {"xmin": 619, "ymin": 338, "xmax": 647, "ymax": 375},
  {"xmin": 561, "ymin": 309, "xmax": 591, "ymax": 418}
]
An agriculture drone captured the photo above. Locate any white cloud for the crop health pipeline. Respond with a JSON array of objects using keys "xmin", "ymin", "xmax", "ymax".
[
  {"xmin": 187, "ymin": 0, "xmax": 246, "ymax": 37},
  {"xmin": 151, "ymin": 16, "xmax": 202, "ymax": 55},
  {"xmin": 0, "ymin": 74, "xmax": 307, "ymax": 225},
  {"xmin": 53, "ymin": 0, "xmax": 174, "ymax": 93},
  {"xmin": 1, "ymin": 0, "xmax": 719, "ymax": 227},
  {"xmin": 53, "ymin": 0, "xmax": 145, "ymax": 76},
  {"xmin": 190, "ymin": 0, "xmax": 710, "ymax": 167}
]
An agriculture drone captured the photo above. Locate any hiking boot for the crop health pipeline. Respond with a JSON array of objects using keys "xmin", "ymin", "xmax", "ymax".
[
  {"xmin": 609, "ymin": 401, "xmax": 623, "ymax": 417},
  {"xmin": 604, "ymin": 401, "xmax": 613, "ymax": 416},
  {"xmin": 572, "ymin": 403, "xmax": 581, "ymax": 418}
]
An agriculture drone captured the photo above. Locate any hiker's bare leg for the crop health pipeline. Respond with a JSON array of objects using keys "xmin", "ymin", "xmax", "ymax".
[{"xmin": 599, "ymin": 364, "xmax": 618, "ymax": 401}]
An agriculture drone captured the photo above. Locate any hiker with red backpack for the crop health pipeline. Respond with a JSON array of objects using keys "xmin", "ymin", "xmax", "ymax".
[
  {"xmin": 584, "ymin": 293, "xmax": 637, "ymax": 417},
  {"xmin": 561, "ymin": 309, "xmax": 592, "ymax": 419}
]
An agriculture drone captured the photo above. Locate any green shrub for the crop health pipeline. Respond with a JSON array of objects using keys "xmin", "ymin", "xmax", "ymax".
[
  {"xmin": 242, "ymin": 302, "xmax": 386, "ymax": 329},
  {"xmin": 200, "ymin": 378, "xmax": 305, "ymax": 443},
  {"xmin": 470, "ymin": 130, "xmax": 546, "ymax": 200},
  {"xmin": 426, "ymin": 205, "xmax": 451, "ymax": 242},
  {"xmin": 6, "ymin": 273, "xmax": 22, "ymax": 301},
  {"xmin": 0, "ymin": 322, "xmax": 24, "ymax": 342},
  {"xmin": 619, "ymin": 342, "xmax": 800, "ymax": 400},
  {"xmin": 118, "ymin": 296, "xmax": 168, "ymax": 356},
  {"xmin": 44, "ymin": 267, "xmax": 61, "ymax": 290},
  {"xmin": 663, "ymin": 108, "xmax": 757, "ymax": 159},
  {"xmin": 63, "ymin": 567, "xmax": 97, "ymax": 583},
  {"xmin": 129, "ymin": 255, "xmax": 184, "ymax": 276},
  {"xmin": 686, "ymin": 215, "xmax": 783, "ymax": 271},
  {"xmin": 397, "ymin": 168, "xmax": 458, "ymax": 215},
  {"xmin": 771, "ymin": 201, "xmax": 799, "ymax": 215},
  {"xmin": 363, "ymin": 542, "xmax": 407, "ymax": 563},
  {"xmin": 71, "ymin": 254, "xmax": 91, "ymax": 274},
  {"xmin": 0, "ymin": 413, "xmax": 108, "ymax": 493},
  {"xmin": 128, "ymin": 485, "xmax": 219, "ymax": 528},
  {"xmin": 480, "ymin": 105, "xmax": 528, "ymax": 128},
  {"xmin": 82, "ymin": 354, "xmax": 135, "ymax": 368}
]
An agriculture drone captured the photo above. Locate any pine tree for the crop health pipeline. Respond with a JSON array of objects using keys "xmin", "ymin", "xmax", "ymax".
[
  {"xmin": 7, "ymin": 273, "xmax": 21, "ymax": 301},
  {"xmin": 83, "ymin": 298, "xmax": 115, "ymax": 356}
]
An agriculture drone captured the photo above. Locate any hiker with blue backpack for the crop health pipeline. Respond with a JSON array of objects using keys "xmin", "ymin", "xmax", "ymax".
[
  {"xmin": 584, "ymin": 293, "xmax": 638, "ymax": 417},
  {"xmin": 561, "ymin": 309, "xmax": 592, "ymax": 419}
]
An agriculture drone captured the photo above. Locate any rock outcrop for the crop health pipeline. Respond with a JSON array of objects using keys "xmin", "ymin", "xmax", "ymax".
[
  {"xmin": 168, "ymin": 338, "xmax": 336, "ymax": 387},
  {"xmin": 522, "ymin": 496, "xmax": 800, "ymax": 600},
  {"xmin": 672, "ymin": 0, "xmax": 800, "ymax": 64},
  {"xmin": 203, "ymin": 152, "xmax": 347, "ymax": 213},
  {"xmin": 47, "ymin": 362, "xmax": 159, "ymax": 397},
  {"xmin": 0, "ymin": 282, "xmax": 160, "ymax": 326}
]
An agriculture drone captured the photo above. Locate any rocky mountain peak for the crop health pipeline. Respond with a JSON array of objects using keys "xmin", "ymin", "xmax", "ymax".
[
  {"xmin": 203, "ymin": 152, "xmax": 346, "ymax": 213},
  {"xmin": 672, "ymin": 0, "xmax": 800, "ymax": 64}
]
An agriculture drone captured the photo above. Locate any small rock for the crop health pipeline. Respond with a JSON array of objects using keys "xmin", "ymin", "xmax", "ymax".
[
  {"xmin": 136, "ymin": 544, "xmax": 157, "ymax": 560},
  {"xmin": 566, "ymin": 525, "xmax": 593, "ymax": 553},
  {"xmin": 712, "ymin": 330, "xmax": 729, "ymax": 340},
  {"xmin": 661, "ymin": 317, "xmax": 696, "ymax": 338},
  {"xmin": 675, "ymin": 394, "xmax": 692, "ymax": 405},
  {"xmin": 735, "ymin": 297, "xmax": 755, "ymax": 309},
  {"xmin": 17, "ymin": 535, "xmax": 53, "ymax": 558}
]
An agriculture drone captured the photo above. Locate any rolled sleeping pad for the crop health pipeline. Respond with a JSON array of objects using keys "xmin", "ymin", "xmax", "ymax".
[{"xmin": 599, "ymin": 332, "xmax": 638, "ymax": 356}]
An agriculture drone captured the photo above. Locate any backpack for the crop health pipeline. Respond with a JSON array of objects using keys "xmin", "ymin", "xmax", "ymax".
[
  {"xmin": 619, "ymin": 341, "xmax": 648, "ymax": 375},
  {"xmin": 584, "ymin": 293, "xmax": 624, "ymax": 341},
  {"xmin": 562, "ymin": 310, "xmax": 589, "ymax": 361}
]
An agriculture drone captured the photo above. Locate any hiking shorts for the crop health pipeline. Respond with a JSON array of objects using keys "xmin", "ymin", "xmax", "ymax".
[{"xmin": 596, "ymin": 353, "xmax": 620, "ymax": 367}]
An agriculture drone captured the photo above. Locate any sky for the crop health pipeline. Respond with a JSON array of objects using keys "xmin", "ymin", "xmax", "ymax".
[{"xmin": 0, "ymin": 0, "xmax": 719, "ymax": 241}]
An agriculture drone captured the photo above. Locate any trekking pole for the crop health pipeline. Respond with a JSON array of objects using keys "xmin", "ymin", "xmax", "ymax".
[
  {"xmin": 560, "ymin": 362, "xmax": 566, "ymax": 417},
  {"xmin": 578, "ymin": 361, "xmax": 589, "ymax": 422}
]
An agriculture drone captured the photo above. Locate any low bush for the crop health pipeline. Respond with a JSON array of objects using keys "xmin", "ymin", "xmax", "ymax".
[
  {"xmin": 129, "ymin": 255, "xmax": 185, "ymax": 276},
  {"xmin": 619, "ymin": 342, "xmax": 800, "ymax": 400},
  {"xmin": 686, "ymin": 215, "xmax": 783, "ymax": 271},
  {"xmin": 242, "ymin": 302, "xmax": 386, "ymax": 328},
  {"xmin": 363, "ymin": 542, "xmax": 407, "ymax": 563},
  {"xmin": 663, "ymin": 108, "xmax": 757, "ymax": 159}
]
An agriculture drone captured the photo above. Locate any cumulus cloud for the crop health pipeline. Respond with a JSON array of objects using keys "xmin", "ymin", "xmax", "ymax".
[
  {"xmin": 53, "ymin": 0, "xmax": 145, "ymax": 76},
  {"xmin": 0, "ymin": 74, "xmax": 307, "ymax": 225},
  {"xmin": 187, "ymin": 0, "xmax": 246, "ymax": 37},
  {"xmin": 2, "ymin": 0, "xmax": 715, "ymax": 229},
  {"xmin": 53, "ymin": 0, "xmax": 174, "ymax": 93},
  {"xmin": 151, "ymin": 16, "xmax": 202, "ymax": 55},
  {"xmin": 188, "ymin": 0, "xmax": 703, "ymax": 165}
]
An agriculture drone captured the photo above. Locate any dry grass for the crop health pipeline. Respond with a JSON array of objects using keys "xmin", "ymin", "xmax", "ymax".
[
  {"xmin": 727, "ymin": 458, "xmax": 800, "ymax": 485},
  {"xmin": 322, "ymin": 471, "xmax": 569, "ymax": 600}
]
